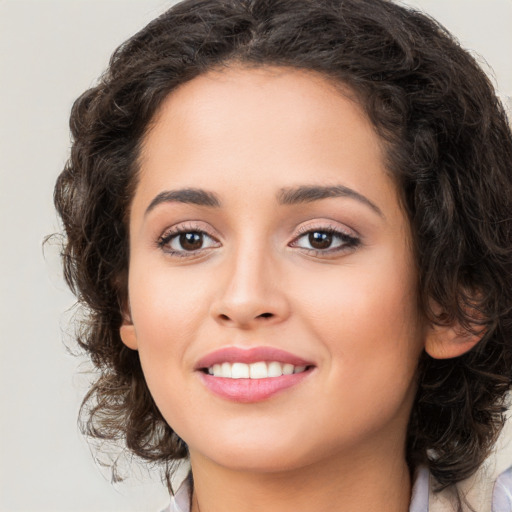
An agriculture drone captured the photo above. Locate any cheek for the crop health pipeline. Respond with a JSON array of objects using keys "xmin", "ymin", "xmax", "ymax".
[
  {"xmin": 129, "ymin": 265, "xmax": 209, "ymax": 340},
  {"xmin": 292, "ymin": 269, "xmax": 422, "ymax": 444},
  {"xmin": 298, "ymin": 254, "xmax": 419, "ymax": 339},
  {"xmin": 126, "ymin": 265, "xmax": 212, "ymax": 395},
  {"xmin": 292, "ymin": 246, "xmax": 422, "ymax": 386}
]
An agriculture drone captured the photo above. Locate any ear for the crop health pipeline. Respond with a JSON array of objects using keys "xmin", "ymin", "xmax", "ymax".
[
  {"xmin": 424, "ymin": 297, "xmax": 485, "ymax": 359},
  {"xmin": 424, "ymin": 321, "xmax": 483, "ymax": 359},
  {"xmin": 119, "ymin": 310, "xmax": 138, "ymax": 351}
]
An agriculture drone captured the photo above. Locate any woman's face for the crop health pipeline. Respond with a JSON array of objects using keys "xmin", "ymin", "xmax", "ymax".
[{"xmin": 123, "ymin": 66, "xmax": 426, "ymax": 473}]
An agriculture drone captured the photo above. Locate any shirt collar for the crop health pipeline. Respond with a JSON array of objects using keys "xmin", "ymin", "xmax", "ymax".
[{"xmin": 409, "ymin": 465, "xmax": 430, "ymax": 512}]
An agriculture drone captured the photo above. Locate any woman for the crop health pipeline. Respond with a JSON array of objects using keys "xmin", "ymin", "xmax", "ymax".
[{"xmin": 54, "ymin": 0, "xmax": 512, "ymax": 510}]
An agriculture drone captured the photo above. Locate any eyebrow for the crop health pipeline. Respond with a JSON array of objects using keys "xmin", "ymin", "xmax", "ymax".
[
  {"xmin": 145, "ymin": 184, "xmax": 383, "ymax": 217},
  {"xmin": 145, "ymin": 188, "xmax": 221, "ymax": 215},
  {"xmin": 277, "ymin": 185, "xmax": 383, "ymax": 217}
]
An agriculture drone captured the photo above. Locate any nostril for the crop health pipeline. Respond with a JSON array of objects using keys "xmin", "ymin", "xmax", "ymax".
[{"xmin": 214, "ymin": 310, "xmax": 278, "ymax": 325}]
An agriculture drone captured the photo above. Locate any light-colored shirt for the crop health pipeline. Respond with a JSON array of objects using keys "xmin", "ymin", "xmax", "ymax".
[{"xmin": 160, "ymin": 464, "xmax": 512, "ymax": 512}]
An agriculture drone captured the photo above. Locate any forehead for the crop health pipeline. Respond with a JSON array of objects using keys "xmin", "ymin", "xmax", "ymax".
[
  {"xmin": 147, "ymin": 65, "xmax": 359, "ymax": 131},
  {"xmin": 135, "ymin": 65, "xmax": 401, "ymax": 224}
]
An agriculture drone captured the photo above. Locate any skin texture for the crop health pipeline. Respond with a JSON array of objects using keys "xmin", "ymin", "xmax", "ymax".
[{"xmin": 120, "ymin": 66, "xmax": 467, "ymax": 511}]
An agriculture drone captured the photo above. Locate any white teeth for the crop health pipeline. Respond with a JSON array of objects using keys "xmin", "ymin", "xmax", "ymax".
[
  {"xmin": 249, "ymin": 362, "xmax": 268, "ymax": 379},
  {"xmin": 282, "ymin": 363, "xmax": 294, "ymax": 375},
  {"xmin": 206, "ymin": 361, "xmax": 309, "ymax": 379},
  {"xmin": 221, "ymin": 362, "xmax": 232, "ymax": 378},
  {"xmin": 267, "ymin": 361, "xmax": 282, "ymax": 377},
  {"xmin": 231, "ymin": 362, "xmax": 250, "ymax": 379}
]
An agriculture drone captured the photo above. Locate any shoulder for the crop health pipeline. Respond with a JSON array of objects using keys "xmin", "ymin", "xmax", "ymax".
[
  {"xmin": 160, "ymin": 475, "xmax": 192, "ymax": 512},
  {"xmin": 426, "ymin": 464, "xmax": 512, "ymax": 512},
  {"xmin": 429, "ymin": 417, "xmax": 512, "ymax": 512},
  {"xmin": 493, "ymin": 466, "xmax": 512, "ymax": 511}
]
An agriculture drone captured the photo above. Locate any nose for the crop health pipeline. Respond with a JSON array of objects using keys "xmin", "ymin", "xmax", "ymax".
[{"xmin": 210, "ymin": 245, "xmax": 290, "ymax": 329}]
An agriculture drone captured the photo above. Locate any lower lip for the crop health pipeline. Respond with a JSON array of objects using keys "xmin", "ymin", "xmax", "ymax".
[{"xmin": 198, "ymin": 370, "xmax": 311, "ymax": 403}]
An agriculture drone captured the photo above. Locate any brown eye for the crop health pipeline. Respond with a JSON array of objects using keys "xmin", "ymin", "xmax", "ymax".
[
  {"xmin": 179, "ymin": 232, "xmax": 203, "ymax": 251},
  {"xmin": 159, "ymin": 228, "xmax": 220, "ymax": 256},
  {"xmin": 308, "ymin": 231, "xmax": 333, "ymax": 249},
  {"xmin": 291, "ymin": 227, "xmax": 360, "ymax": 255}
]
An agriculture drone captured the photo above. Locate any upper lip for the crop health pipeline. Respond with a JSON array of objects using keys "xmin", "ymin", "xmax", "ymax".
[{"xmin": 195, "ymin": 346, "xmax": 314, "ymax": 370}]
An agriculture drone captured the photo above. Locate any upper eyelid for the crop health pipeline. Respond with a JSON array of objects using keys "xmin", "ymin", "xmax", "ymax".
[
  {"xmin": 293, "ymin": 221, "xmax": 359, "ymax": 239},
  {"xmin": 156, "ymin": 220, "xmax": 360, "ymax": 250},
  {"xmin": 289, "ymin": 223, "xmax": 361, "ymax": 252},
  {"xmin": 156, "ymin": 223, "xmax": 222, "ymax": 255},
  {"xmin": 159, "ymin": 221, "xmax": 219, "ymax": 239},
  {"xmin": 291, "ymin": 228, "xmax": 358, "ymax": 244}
]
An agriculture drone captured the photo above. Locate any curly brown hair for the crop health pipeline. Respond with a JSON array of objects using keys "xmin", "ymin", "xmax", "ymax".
[{"xmin": 54, "ymin": 0, "xmax": 512, "ymax": 493}]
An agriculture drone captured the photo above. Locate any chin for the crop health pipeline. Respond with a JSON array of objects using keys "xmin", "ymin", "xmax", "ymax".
[
  {"xmin": 199, "ymin": 446, "xmax": 313, "ymax": 474},
  {"xmin": 186, "ymin": 425, "xmax": 331, "ymax": 474}
]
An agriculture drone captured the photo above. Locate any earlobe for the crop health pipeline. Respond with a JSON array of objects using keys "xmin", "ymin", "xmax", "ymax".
[
  {"xmin": 119, "ymin": 295, "xmax": 138, "ymax": 350},
  {"xmin": 424, "ymin": 322, "xmax": 483, "ymax": 359},
  {"xmin": 120, "ymin": 318, "xmax": 138, "ymax": 350}
]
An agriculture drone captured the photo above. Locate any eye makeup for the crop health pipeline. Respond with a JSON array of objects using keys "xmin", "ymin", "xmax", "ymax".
[
  {"xmin": 155, "ymin": 219, "xmax": 361, "ymax": 260},
  {"xmin": 156, "ymin": 221, "xmax": 221, "ymax": 258}
]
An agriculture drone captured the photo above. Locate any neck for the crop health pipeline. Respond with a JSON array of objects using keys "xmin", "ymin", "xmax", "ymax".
[{"xmin": 189, "ymin": 442, "xmax": 412, "ymax": 512}]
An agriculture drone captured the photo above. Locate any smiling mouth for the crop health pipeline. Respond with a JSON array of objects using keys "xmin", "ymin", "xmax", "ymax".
[{"xmin": 203, "ymin": 361, "xmax": 311, "ymax": 379}]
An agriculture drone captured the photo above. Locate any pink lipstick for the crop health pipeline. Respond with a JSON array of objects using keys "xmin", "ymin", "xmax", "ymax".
[{"xmin": 195, "ymin": 347, "xmax": 314, "ymax": 403}]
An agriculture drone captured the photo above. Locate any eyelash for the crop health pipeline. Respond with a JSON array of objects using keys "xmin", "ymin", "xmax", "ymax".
[
  {"xmin": 290, "ymin": 224, "xmax": 360, "ymax": 256},
  {"xmin": 157, "ymin": 223, "xmax": 360, "ymax": 258},
  {"xmin": 157, "ymin": 222, "xmax": 220, "ymax": 258}
]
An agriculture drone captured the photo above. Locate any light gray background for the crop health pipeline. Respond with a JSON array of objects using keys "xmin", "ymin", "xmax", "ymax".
[{"xmin": 1, "ymin": 1, "xmax": 511, "ymax": 511}]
